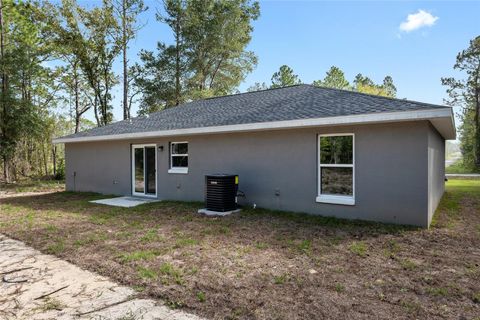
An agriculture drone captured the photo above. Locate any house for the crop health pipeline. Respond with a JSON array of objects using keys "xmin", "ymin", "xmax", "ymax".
[{"xmin": 53, "ymin": 84, "xmax": 456, "ymax": 227}]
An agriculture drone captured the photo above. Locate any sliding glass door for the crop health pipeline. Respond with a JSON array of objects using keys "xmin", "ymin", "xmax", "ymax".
[{"xmin": 132, "ymin": 144, "xmax": 157, "ymax": 197}]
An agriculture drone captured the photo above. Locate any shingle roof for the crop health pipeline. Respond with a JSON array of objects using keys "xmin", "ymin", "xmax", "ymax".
[{"xmin": 58, "ymin": 84, "xmax": 450, "ymax": 140}]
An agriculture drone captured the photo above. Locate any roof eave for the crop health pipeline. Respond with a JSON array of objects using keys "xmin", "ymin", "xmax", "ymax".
[{"xmin": 53, "ymin": 108, "xmax": 456, "ymax": 144}]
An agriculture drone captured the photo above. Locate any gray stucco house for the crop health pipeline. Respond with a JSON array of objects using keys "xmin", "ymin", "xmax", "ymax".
[{"xmin": 54, "ymin": 84, "xmax": 456, "ymax": 227}]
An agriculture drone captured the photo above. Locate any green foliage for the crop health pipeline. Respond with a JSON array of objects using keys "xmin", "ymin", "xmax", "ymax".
[
  {"xmin": 0, "ymin": 0, "xmax": 56, "ymax": 181},
  {"xmin": 442, "ymin": 36, "xmax": 480, "ymax": 168},
  {"xmin": 135, "ymin": 0, "xmax": 259, "ymax": 115},
  {"xmin": 247, "ymin": 82, "xmax": 269, "ymax": 92},
  {"xmin": 313, "ymin": 66, "xmax": 351, "ymax": 90},
  {"xmin": 349, "ymin": 241, "xmax": 367, "ymax": 257},
  {"xmin": 334, "ymin": 283, "xmax": 345, "ymax": 293},
  {"xmin": 196, "ymin": 291, "xmax": 206, "ymax": 302},
  {"xmin": 55, "ymin": 0, "xmax": 121, "ymax": 126},
  {"xmin": 270, "ymin": 65, "xmax": 301, "ymax": 88},
  {"xmin": 137, "ymin": 266, "xmax": 157, "ymax": 279},
  {"xmin": 446, "ymin": 159, "xmax": 480, "ymax": 174},
  {"xmin": 354, "ymin": 73, "xmax": 397, "ymax": 97}
]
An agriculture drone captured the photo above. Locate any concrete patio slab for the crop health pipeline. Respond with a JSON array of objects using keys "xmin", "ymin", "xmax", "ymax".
[
  {"xmin": 0, "ymin": 234, "xmax": 203, "ymax": 320},
  {"xmin": 198, "ymin": 208, "xmax": 241, "ymax": 216},
  {"xmin": 90, "ymin": 196, "xmax": 159, "ymax": 208}
]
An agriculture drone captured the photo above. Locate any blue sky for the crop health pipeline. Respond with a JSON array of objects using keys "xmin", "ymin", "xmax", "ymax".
[{"xmin": 78, "ymin": 0, "xmax": 479, "ymax": 124}]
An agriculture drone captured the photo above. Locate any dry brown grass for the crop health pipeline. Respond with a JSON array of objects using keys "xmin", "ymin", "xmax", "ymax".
[{"xmin": 0, "ymin": 179, "xmax": 479, "ymax": 319}]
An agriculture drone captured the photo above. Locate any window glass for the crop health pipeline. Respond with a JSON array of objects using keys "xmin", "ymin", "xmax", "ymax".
[
  {"xmin": 172, "ymin": 143, "xmax": 188, "ymax": 155},
  {"xmin": 320, "ymin": 167, "xmax": 353, "ymax": 196},
  {"xmin": 320, "ymin": 135, "xmax": 353, "ymax": 164},
  {"xmin": 171, "ymin": 142, "xmax": 188, "ymax": 169},
  {"xmin": 172, "ymin": 155, "xmax": 188, "ymax": 167}
]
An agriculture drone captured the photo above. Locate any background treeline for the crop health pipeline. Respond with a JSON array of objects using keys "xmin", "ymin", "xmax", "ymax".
[{"xmin": 0, "ymin": 0, "xmax": 478, "ymax": 183}]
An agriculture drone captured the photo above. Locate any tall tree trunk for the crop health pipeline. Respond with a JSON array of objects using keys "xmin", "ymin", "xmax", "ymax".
[
  {"xmin": 122, "ymin": 0, "xmax": 129, "ymax": 119},
  {"xmin": 74, "ymin": 65, "xmax": 80, "ymax": 133},
  {"xmin": 42, "ymin": 143, "xmax": 48, "ymax": 177},
  {"xmin": 2, "ymin": 156, "xmax": 9, "ymax": 183},
  {"xmin": 93, "ymin": 95, "xmax": 100, "ymax": 126},
  {"xmin": 52, "ymin": 145, "xmax": 57, "ymax": 177},
  {"xmin": 175, "ymin": 18, "xmax": 181, "ymax": 105}
]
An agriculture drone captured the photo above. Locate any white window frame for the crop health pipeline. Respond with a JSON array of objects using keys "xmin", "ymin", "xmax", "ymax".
[
  {"xmin": 131, "ymin": 143, "xmax": 157, "ymax": 198},
  {"xmin": 168, "ymin": 141, "xmax": 189, "ymax": 174},
  {"xmin": 316, "ymin": 133, "xmax": 355, "ymax": 205}
]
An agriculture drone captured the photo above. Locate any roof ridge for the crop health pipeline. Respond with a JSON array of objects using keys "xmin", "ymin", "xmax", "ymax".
[{"xmin": 304, "ymin": 84, "xmax": 448, "ymax": 109}]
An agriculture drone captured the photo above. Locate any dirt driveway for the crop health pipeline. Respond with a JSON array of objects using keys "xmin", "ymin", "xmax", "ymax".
[{"xmin": 0, "ymin": 234, "xmax": 202, "ymax": 320}]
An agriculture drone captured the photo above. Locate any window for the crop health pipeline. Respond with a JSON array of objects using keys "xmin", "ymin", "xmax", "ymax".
[
  {"xmin": 169, "ymin": 142, "xmax": 188, "ymax": 174},
  {"xmin": 317, "ymin": 134, "xmax": 354, "ymax": 205}
]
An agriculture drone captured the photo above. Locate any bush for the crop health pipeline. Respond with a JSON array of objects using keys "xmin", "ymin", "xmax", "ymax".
[{"xmin": 54, "ymin": 159, "xmax": 65, "ymax": 180}]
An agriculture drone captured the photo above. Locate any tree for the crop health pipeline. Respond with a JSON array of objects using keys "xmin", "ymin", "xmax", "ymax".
[
  {"xmin": 382, "ymin": 76, "xmax": 397, "ymax": 98},
  {"xmin": 133, "ymin": 43, "xmax": 180, "ymax": 115},
  {"xmin": 113, "ymin": 0, "xmax": 146, "ymax": 120},
  {"xmin": 270, "ymin": 65, "xmax": 301, "ymax": 88},
  {"xmin": 59, "ymin": 58, "xmax": 93, "ymax": 133},
  {"xmin": 353, "ymin": 73, "xmax": 397, "ymax": 98},
  {"xmin": 135, "ymin": 0, "xmax": 259, "ymax": 113},
  {"xmin": 313, "ymin": 66, "xmax": 350, "ymax": 90},
  {"xmin": 154, "ymin": 0, "xmax": 188, "ymax": 107},
  {"xmin": 56, "ymin": 0, "xmax": 120, "ymax": 126},
  {"xmin": 0, "ymin": 0, "xmax": 57, "ymax": 182},
  {"xmin": 247, "ymin": 82, "xmax": 268, "ymax": 92},
  {"xmin": 185, "ymin": 0, "xmax": 259, "ymax": 99},
  {"xmin": 442, "ymin": 36, "xmax": 480, "ymax": 167}
]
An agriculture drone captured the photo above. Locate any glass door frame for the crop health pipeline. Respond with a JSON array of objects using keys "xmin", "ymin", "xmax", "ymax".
[{"xmin": 131, "ymin": 144, "xmax": 157, "ymax": 198}]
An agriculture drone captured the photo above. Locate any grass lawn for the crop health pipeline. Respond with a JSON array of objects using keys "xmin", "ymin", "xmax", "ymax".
[{"xmin": 1, "ymin": 180, "xmax": 479, "ymax": 319}]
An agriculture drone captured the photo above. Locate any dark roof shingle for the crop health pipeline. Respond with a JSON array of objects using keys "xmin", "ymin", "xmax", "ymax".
[{"xmin": 59, "ymin": 84, "xmax": 449, "ymax": 140}]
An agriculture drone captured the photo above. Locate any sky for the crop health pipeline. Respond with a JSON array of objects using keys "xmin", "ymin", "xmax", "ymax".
[{"xmin": 77, "ymin": 0, "xmax": 480, "ymax": 127}]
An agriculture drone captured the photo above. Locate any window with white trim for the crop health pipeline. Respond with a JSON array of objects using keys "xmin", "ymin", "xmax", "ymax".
[
  {"xmin": 169, "ymin": 142, "xmax": 188, "ymax": 174},
  {"xmin": 317, "ymin": 134, "xmax": 355, "ymax": 205}
]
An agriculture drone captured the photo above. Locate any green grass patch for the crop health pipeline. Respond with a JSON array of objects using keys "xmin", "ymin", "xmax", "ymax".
[
  {"xmin": 197, "ymin": 291, "xmax": 206, "ymax": 302},
  {"xmin": 140, "ymin": 229, "xmax": 162, "ymax": 243},
  {"xmin": 334, "ymin": 283, "xmax": 345, "ymax": 293},
  {"xmin": 287, "ymin": 239, "xmax": 312, "ymax": 254},
  {"xmin": 432, "ymin": 179, "xmax": 480, "ymax": 228},
  {"xmin": 274, "ymin": 273, "xmax": 288, "ymax": 285},
  {"xmin": 159, "ymin": 262, "xmax": 184, "ymax": 285},
  {"xmin": 349, "ymin": 241, "xmax": 367, "ymax": 257},
  {"xmin": 426, "ymin": 287, "xmax": 449, "ymax": 297},
  {"xmin": 174, "ymin": 236, "xmax": 199, "ymax": 248},
  {"xmin": 46, "ymin": 240, "xmax": 65, "ymax": 255},
  {"xmin": 400, "ymin": 258, "xmax": 417, "ymax": 271},
  {"xmin": 137, "ymin": 266, "xmax": 157, "ymax": 280}
]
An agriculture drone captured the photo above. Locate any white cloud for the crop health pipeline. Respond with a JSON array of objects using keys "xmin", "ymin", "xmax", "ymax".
[{"xmin": 399, "ymin": 10, "xmax": 439, "ymax": 32}]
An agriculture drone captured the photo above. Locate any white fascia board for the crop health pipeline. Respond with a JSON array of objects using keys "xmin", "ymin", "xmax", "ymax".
[{"xmin": 52, "ymin": 108, "xmax": 456, "ymax": 144}]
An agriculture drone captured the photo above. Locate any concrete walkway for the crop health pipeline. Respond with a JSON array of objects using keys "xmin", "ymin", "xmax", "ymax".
[{"xmin": 0, "ymin": 234, "xmax": 203, "ymax": 320}]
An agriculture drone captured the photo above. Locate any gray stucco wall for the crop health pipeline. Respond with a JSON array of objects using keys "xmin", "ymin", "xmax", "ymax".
[
  {"xmin": 65, "ymin": 120, "xmax": 441, "ymax": 227},
  {"xmin": 427, "ymin": 124, "xmax": 446, "ymax": 226}
]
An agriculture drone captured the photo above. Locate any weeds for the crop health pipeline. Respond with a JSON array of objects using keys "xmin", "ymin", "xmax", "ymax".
[
  {"xmin": 349, "ymin": 241, "xmax": 367, "ymax": 257},
  {"xmin": 137, "ymin": 266, "xmax": 157, "ymax": 280}
]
